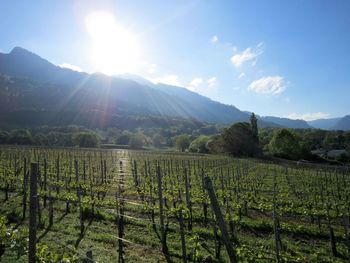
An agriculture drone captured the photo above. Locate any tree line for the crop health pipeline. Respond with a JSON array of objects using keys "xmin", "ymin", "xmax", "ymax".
[{"xmin": 1, "ymin": 116, "xmax": 349, "ymax": 163}]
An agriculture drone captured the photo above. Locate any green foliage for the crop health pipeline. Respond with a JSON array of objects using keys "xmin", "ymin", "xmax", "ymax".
[
  {"xmin": 189, "ymin": 135, "xmax": 210, "ymax": 153},
  {"xmin": 206, "ymin": 135, "xmax": 226, "ymax": 153},
  {"xmin": 36, "ymin": 244, "xmax": 78, "ymax": 263},
  {"xmin": 152, "ymin": 133, "xmax": 164, "ymax": 148},
  {"xmin": 175, "ymin": 134, "xmax": 191, "ymax": 152},
  {"xmin": 129, "ymin": 133, "xmax": 145, "ymax": 149},
  {"xmin": 222, "ymin": 122, "xmax": 259, "ymax": 156},
  {"xmin": 115, "ymin": 133, "xmax": 131, "ymax": 145},
  {"xmin": 299, "ymin": 129, "xmax": 327, "ymax": 151},
  {"xmin": 323, "ymin": 132, "xmax": 346, "ymax": 150},
  {"xmin": 7, "ymin": 129, "xmax": 33, "ymax": 145},
  {"xmin": 74, "ymin": 132, "xmax": 100, "ymax": 148},
  {"xmin": 33, "ymin": 133, "xmax": 49, "ymax": 146},
  {"xmin": 269, "ymin": 129, "xmax": 302, "ymax": 160},
  {"xmin": 0, "ymin": 130, "xmax": 8, "ymax": 144},
  {"xmin": 250, "ymin": 113, "xmax": 259, "ymax": 144}
]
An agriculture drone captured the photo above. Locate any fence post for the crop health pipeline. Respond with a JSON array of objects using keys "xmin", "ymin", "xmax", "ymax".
[
  {"xmin": 22, "ymin": 158, "xmax": 28, "ymax": 220},
  {"xmin": 29, "ymin": 163, "xmax": 38, "ymax": 263},
  {"xmin": 184, "ymin": 168, "xmax": 192, "ymax": 230},
  {"xmin": 75, "ymin": 160, "xmax": 84, "ymax": 236},
  {"xmin": 203, "ymin": 176, "xmax": 237, "ymax": 263},
  {"xmin": 86, "ymin": 249, "xmax": 93, "ymax": 263},
  {"xmin": 118, "ymin": 160, "xmax": 125, "ymax": 263},
  {"xmin": 273, "ymin": 171, "xmax": 281, "ymax": 263},
  {"xmin": 157, "ymin": 164, "xmax": 168, "ymax": 254},
  {"xmin": 43, "ymin": 159, "xmax": 47, "ymax": 208}
]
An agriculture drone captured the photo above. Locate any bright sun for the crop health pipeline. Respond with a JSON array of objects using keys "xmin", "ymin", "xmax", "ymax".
[{"xmin": 85, "ymin": 12, "xmax": 140, "ymax": 75}]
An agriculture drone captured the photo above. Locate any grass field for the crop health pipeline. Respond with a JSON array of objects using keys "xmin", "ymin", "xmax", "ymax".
[{"xmin": 1, "ymin": 146, "xmax": 350, "ymax": 262}]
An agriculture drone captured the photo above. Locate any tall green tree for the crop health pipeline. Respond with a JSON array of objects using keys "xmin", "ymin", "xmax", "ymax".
[
  {"xmin": 222, "ymin": 122, "xmax": 259, "ymax": 156},
  {"xmin": 250, "ymin": 113, "xmax": 259, "ymax": 144},
  {"xmin": 175, "ymin": 134, "xmax": 191, "ymax": 152}
]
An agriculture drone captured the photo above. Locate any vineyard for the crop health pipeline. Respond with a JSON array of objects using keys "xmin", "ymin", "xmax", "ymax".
[{"xmin": 1, "ymin": 146, "xmax": 350, "ymax": 262}]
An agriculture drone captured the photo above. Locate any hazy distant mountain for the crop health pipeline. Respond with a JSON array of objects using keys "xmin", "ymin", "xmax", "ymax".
[
  {"xmin": 0, "ymin": 47, "xmax": 346, "ymax": 130},
  {"xmin": 260, "ymin": 116, "xmax": 312, "ymax": 129},
  {"xmin": 307, "ymin": 118, "xmax": 342, "ymax": 130},
  {"xmin": 116, "ymin": 74, "xmax": 251, "ymax": 124},
  {"xmin": 332, "ymin": 115, "xmax": 350, "ymax": 130}
]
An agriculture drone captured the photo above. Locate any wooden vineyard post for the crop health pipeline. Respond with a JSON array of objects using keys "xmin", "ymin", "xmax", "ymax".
[
  {"xmin": 184, "ymin": 168, "xmax": 192, "ymax": 230},
  {"xmin": 43, "ymin": 159, "xmax": 47, "ymax": 208},
  {"xmin": 103, "ymin": 159, "xmax": 107, "ymax": 185},
  {"xmin": 179, "ymin": 208, "xmax": 187, "ymax": 263},
  {"xmin": 29, "ymin": 163, "xmax": 38, "ymax": 263},
  {"xmin": 203, "ymin": 176, "xmax": 237, "ymax": 263},
  {"xmin": 178, "ymin": 190, "xmax": 187, "ymax": 263},
  {"xmin": 75, "ymin": 160, "xmax": 84, "ymax": 236},
  {"xmin": 133, "ymin": 160, "xmax": 139, "ymax": 187},
  {"xmin": 272, "ymin": 171, "xmax": 281, "ymax": 263},
  {"xmin": 118, "ymin": 160, "xmax": 125, "ymax": 263},
  {"xmin": 4, "ymin": 170, "xmax": 9, "ymax": 201},
  {"xmin": 200, "ymin": 169, "xmax": 208, "ymax": 224},
  {"xmin": 100, "ymin": 159, "xmax": 104, "ymax": 185},
  {"xmin": 157, "ymin": 164, "xmax": 168, "ymax": 255},
  {"xmin": 324, "ymin": 171, "xmax": 338, "ymax": 257},
  {"xmin": 22, "ymin": 158, "xmax": 28, "ymax": 220},
  {"xmin": 56, "ymin": 157, "xmax": 60, "ymax": 195},
  {"xmin": 83, "ymin": 160, "xmax": 86, "ymax": 186},
  {"xmin": 85, "ymin": 249, "xmax": 94, "ymax": 263},
  {"xmin": 49, "ymin": 190, "xmax": 54, "ymax": 227}
]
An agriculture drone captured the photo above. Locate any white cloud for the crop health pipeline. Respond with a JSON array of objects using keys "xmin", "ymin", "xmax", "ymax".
[
  {"xmin": 231, "ymin": 42, "xmax": 263, "ymax": 67},
  {"xmin": 248, "ymin": 76, "xmax": 286, "ymax": 95},
  {"xmin": 207, "ymin": 77, "xmax": 217, "ymax": 88},
  {"xmin": 150, "ymin": 74, "xmax": 183, "ymax": 87},
  {"xmin": 238, "ymin": 72, "xmax": 245, "ymax": 79},
  {"xmin": 189, "ymin": 77, "xmax": 204, "ymax": 88},
  {"xmin": 211, "ymin": 35, "xmax": 219, "ymax": 43},
  {"xmin": 59, "ymin": 63, "xmax": 82, "ymax": 72},
  {"xmin": 285, "ymin": 112, "xmax": 330, "ymax": 121},
  {"xmin": 186, "ymin": 76, "xmax": 217, "ymax": 95}
]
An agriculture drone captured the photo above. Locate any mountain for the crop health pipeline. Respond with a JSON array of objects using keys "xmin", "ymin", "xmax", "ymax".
[
  {"xmin": 0, "ymin": 47, "xmax": 342, "ymax": 130},
  {"xmin": 259, "ymin": 116, "xmax": 312, "ymax": 129},
  {"xmin": 307, "ymin": 118, "xmax": 341, "ymax": 130},
  {"xmin": 0, "ymin": 47, "xmax": 261, "ymax": 127},
  {"xmin": 0, "ymin": 47, "xmax": 87, "ymax": 86},
  {"xmin": 332, "ymin": 115, "xmax": 350, "ymax": 130}
]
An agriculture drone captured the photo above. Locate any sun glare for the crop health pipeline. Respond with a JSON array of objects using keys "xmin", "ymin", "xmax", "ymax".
[{"xmin": 85, "ymin": 12, "xmax": 140, "ymax": 75}]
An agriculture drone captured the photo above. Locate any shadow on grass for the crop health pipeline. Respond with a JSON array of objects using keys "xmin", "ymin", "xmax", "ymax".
[
  {"xmin": 37, "ymin": 224, "xmax": 52, "ymax": 243},
  {"xmin": 75, "ymin": 217, "xmax": 93, "ymax": 248},
  {"xmin": 57, "ymin": 211, "xmax": 68, "ymax": 223}
]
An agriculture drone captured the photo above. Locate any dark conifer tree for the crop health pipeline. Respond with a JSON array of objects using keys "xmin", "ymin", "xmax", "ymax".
[{"xmin": 250, "ymin": 113, "xmax": 259, "ymax": 144}]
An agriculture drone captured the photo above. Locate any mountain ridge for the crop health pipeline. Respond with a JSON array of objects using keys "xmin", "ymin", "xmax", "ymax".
[{"xmin": 0, "ymin": 47, "xmax": 349, "ymax": 130}]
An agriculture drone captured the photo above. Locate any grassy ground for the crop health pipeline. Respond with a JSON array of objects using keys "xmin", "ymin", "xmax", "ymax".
[{"xmin": 0, "ymin": 148, "xmax": 349, "ymax": 262}]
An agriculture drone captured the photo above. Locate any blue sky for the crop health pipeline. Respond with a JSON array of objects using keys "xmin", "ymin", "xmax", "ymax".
[{"xmin": 1, "ymin": 0, "xmax": 350, "ymax": 120}]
